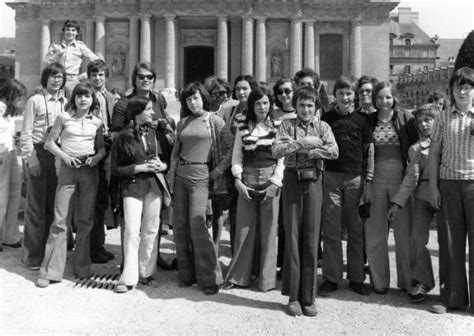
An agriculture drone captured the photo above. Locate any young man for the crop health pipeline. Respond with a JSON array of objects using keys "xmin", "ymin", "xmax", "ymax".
[
  {"xmin": 428, "ymin": 67, "xmax": 474, "ymax": 314},
  {"xmin": 319, "ymin": 74, "xmax": 374, "ymax": 296},
  {"xmin": 273, "ymin": 87, "xmax": 338, "ymax": 317},
  {"xmin": 293, "ymin": 68, "xmax": 329, "ymax": 113},
  {"xmin": 20, "ymin": 63, "xmax": 67, "ymax": 270},
  {"xmin": 44, "ymin": 20, "xmax": 99, "ymax": 98},
  {"xmin": 388, "ymin": 104, "xmax": 439, "ymax": 303},
  {"xmin": 87, "ymin": 59, "xmax": 116, "ymax": 263}
]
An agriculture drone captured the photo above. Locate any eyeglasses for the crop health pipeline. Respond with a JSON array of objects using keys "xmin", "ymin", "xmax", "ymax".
[
  {"xmin": 137, "ymin": 74, "xmax": 154, "ymax": 81},
  {"xmin": 211, "ymin": 90, "xmax": 228, "ymax": 98},
  {"xmin": 453, "ymin": 84, "xmax": 473, "ymax": 93},
  {"xmin": 359, "ymin": 89, "xmax": 372, "ymax": 94},
  {"xmin": 277, "ymin": 88, "xmax": 293, "ymax": 95}
]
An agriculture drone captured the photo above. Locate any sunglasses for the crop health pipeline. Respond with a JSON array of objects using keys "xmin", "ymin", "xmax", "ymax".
[
  {"xmin": 359, "ymin": 89, "xmax": 372, "ymax": 94},
  {"xmin": 212, "ymin": 90, "xmax": 228, "ymax": 97},
  {"xmin": 277, "ymin": 88, "xmax": 293, "ymax": 95},
  {"xmin": 137, "ymin": 74, "xmax": 154, "ymax": 81}
]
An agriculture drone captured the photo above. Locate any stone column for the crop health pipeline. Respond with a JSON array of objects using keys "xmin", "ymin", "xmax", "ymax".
[
  {"xmin": 351, "ymin": 19, "xmax": 362, "ymax": 77},
  {"xmin": 140, "ymin": 14, "xmax": 152, "ymax": 62},
  {"xmin": 241, "ymin": 15, "xmax": 254, "ymax": 76},
  {"xmin": 304, "ymin": 20, "xmax": 315, "ymax": 69},
  {"xmin": 164, "ymin": 14, "xmax": 176, "ymax": 98},
  {"xmin": 255, "ymin": 17, "xmax": 266, "ymax": 82},
  {"xmin": 128, "ymin": 16, "xmax": 139, "ymax": 84},
  {"xmin": 85, "ymin": 19, "xmax": 95, "ymax": 52},
  {"xmin": 94, "ymin": 16, "xmax": 106, "ymax": 59},
  {"xmin": 290, "ymin": 17, "xmax": 302, "ymax": 76},
  {"xmin": 314, "ymin": 29, "xmax": 320, "ymax": 74},
  {"xmin": 40, "ymin": 19, "xmax": 51, "ymax": 67},
  {"xmin": 216, "ymin": 15, "xmax": 229, "ymax": 80}
]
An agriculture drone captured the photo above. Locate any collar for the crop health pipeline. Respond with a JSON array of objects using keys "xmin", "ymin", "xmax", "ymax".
[
  {"xmin": 70, "ymin": 109, "xmax": 93, "ymax": 119},
  {"xmin": 43, "ymin": 89, "xmax": 64, "ymax": 102},
  {"xmin": 296, "ymin": 116, "xmax": 317, "ymax": 128},
  {"xmin": 419, "ymin": 138, "xmax": 431, "ymax": 150},
  {"xmin": 450, "ymin": 105, "xmax": 474, "ymax": 116},
  {"xmin": 336, "ymin": 104, "xmax": 355, "ymax": 116},
  {"xmin": 61, "ymin": 39, "xmax": 77, "ymax": 48}
]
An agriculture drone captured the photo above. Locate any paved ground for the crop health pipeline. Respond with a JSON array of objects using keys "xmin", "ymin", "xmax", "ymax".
[{"xmin": 1, "ymin": 219, "xmax": 473, "ymax": 335}]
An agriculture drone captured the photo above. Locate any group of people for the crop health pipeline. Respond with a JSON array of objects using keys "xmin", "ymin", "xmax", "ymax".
[{"xmin": 0, "ymin": 19, "xmax": 473, "ymax": 318}]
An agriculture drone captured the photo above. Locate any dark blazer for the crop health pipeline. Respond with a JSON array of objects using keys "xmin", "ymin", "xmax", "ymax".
[
  {"xmin": 369, "ymin": 108, "xmax": 419, "ymax": 169},
  {"xmin": 111, "ymin": 126, "xmax": 172, "ymax": 207}
]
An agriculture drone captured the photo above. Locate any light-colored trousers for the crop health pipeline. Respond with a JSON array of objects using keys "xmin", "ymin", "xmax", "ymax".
[
  {"xmin": 365, "ymin": 160, "xmax": 412, "ymax": 292},
  {"xmin": 0, "ymin": 150, "xmax": 22, "ymax": 245},
  {"xmin": 119, "ymin": 190, "xmax": 162, "ymax": 286}
]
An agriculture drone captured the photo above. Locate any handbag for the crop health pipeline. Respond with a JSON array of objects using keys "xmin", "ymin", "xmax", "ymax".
[{"xmin": 296, "ymin": 167, "xmax": 320, "ymax": 181}]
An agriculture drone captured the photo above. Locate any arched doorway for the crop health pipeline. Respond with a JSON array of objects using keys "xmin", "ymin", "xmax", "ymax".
[{"xmin": 184, "ymin": 46, "xmax": 214, "ymax": 84}]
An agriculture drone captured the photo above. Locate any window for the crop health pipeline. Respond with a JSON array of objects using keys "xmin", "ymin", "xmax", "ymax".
[
  {"xmin": 423, "ymin": 65, "xmax": 429, "ymax": 71},
  {"xmin": 405, "ymin": 65, "xmax": 411, "ymax": 74},
  {"xmin": 405, "ymin": 39, "xmax": 412, "ymax": 46},
  {"xmin": 390, "ymin": 65, "xmax": 394, "ymax": 74}
]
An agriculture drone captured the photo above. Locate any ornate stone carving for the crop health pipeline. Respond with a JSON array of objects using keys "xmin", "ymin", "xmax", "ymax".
[
  {"xmin": 180, "ymin": 30, "xmax": 216, "ymax": 46},
  {"xmin": 270, "ymin": 53, "xmax": 283, "ymax": 78}
]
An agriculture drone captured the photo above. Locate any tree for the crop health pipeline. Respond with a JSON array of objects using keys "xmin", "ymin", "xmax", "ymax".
[{"xmin": 454, "ymin": 30, "xmax": 474, "ymax": 71}]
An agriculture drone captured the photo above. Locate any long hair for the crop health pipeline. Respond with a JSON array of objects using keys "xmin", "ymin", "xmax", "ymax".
[
  {"xmin": 232, "ymin": 75, "xmax": 259, "ymax": 100},
  {"xmin": 68, "ymin": 82, "xmax": 98, "ymax": 113},
  {"xmin": 246, "ymin": 87, "xmax": 274, "ymax": 125},
  {"xmin": 131, "ymin": 62, "xmax": 156, "ymax": 90},
  {"xmin": 272, "ymin": 78, "xmax": 295, "ymax": 109},
  {"xmin": 0, "ymin": 79, "xmax": 27, "ymax": 117},
  {"xmin": 449, "ymin": 66, "xmax": 474, "ymax": 105},
  {"xmin": 372, "ymin": 81, "xmax": 400, "ymax": 110},
  {"xmin": 180, "ymin": 81, "xmax": 211, "ymax": 118},
  {"xmin": 115, "ymin": 96, "xmax": 150, "ymax": 165}
]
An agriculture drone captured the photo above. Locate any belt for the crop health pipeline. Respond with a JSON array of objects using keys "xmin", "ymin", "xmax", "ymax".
[{"xmin": 178, "ymin": 157, "xmax": 208, "ymax": 165}]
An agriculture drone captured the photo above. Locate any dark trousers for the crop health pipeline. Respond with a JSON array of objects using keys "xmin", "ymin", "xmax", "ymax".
[
  {"xmin": 281, "ymin": 169, "xmax": 322, "ymax": 305},
  {"xmin": 438, "ymin": 180, "xmax": 474, "ymax": 309},
  {"xmin": 90, "ymin": 158, "xmax": 109, "ymax": 255},
  {"xmin": 173, "ymin": 175, "xmax": 222, "ymax": 287},
  {"xmin": 21, "ymin": 145, "xmax": 57, "ymax": 268}
]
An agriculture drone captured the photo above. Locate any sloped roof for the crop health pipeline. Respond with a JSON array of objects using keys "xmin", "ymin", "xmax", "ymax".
[
  {"xmin": 0, "ymin": 38, "xmax": 15, "ymax": 53},
  {"xmin": 390, "ymin": 17, "xmax": 435, "ymax": 45},
  {"xmin": 437, "ymin": 38, "xmax": 463, "ymax": 63}
]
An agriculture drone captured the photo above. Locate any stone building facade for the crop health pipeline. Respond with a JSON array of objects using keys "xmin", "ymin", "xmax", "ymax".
[{"xmin": 8, "ymin": 0, "xmax": 398, "ymax": 98}]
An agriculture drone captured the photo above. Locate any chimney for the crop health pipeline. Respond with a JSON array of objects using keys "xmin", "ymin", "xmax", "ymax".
[{"xmin": 398, "ymin": 7, "xmax": 419, "ymax": 25}]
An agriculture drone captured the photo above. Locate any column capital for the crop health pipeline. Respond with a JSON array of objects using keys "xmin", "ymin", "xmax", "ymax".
[
  {"xmin": 241, "ymin": 14, "xmax": 253, "ymax": 21},
  {"xmin": 351, "ymin": 18, "xmax": 362, "ymax": 26},
  {"xmin": 254, "ymin": 16, "xmax": 267, "ymax": 22},
  {"xmin": 290, "ymin": 15, "xmax": 303, "ymax": 22},
  {"xmin": 302, "ymin": 19, "xmax": 315, "ymax": 24},
  {"xmin": 93, "ymin": 15, "xmax": 105, "ymax": 23},
  {"xmin": 164, "ymin": 14, "xmax": 176, "ymax": 21},
  {"xmin": 128, "ymin": 16, "xmax": 139, "ymax": 22},
  {"xmin": 40, "ymin": 18, "xmax": 51, "ymax": 25},
  {"xmin": 217, "ymin": 14, "xmax": 228, "ymax": 21},
  {"xmin": 139, "ymin": 13, "xmax": 152, "ymax": 20}
]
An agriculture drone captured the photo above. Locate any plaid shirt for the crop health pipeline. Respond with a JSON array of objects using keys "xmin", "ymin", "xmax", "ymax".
[
  {"xmin": 431, "ymin": 106, "xmax": 474, "ymax": 180},
  {"xmin": 272, "ymin": 116, "xmax": 338, "ymax": 169}
]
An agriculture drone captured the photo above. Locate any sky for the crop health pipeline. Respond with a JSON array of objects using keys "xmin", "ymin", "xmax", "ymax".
[{"xmin": 0, "ymin": 0, "xmax": 472, "ymax": 39}]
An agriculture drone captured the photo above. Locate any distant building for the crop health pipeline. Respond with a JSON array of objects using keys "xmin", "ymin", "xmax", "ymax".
[
  {"xmin": 389, "ymin": 7, "xmax": 439, "ymax": 83},
  {"xmin": 7, "ymin": 0, "xmax": 399, "ymax": 96},
  {"xmin": 437, "ymin": 38, "xmax": 463, "ymax": 67},
  {"xmin": 0, "ymin": 38, "xmax": 15, "ymax": 85}
]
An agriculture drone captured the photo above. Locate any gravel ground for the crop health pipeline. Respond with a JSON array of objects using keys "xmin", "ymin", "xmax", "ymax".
[{"xmin": 1, "ymin": 221, "xmax": 473, "ymax": 335}]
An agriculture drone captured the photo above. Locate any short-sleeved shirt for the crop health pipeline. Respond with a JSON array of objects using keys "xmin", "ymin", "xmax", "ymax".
[
  {"xmin": 44, "ymin": 40, "xmax": 99, "ymax": 75},
  {"xmin": 322, "ymin": 108, "xmax": 372, "ymax": 175},
  {"xmin": 431, "ymin": 106, "xmax": 474, "ymax": 180},
  {"xmin": 50, "ymin": 110, "xmax": 103, "ymax": 157}
]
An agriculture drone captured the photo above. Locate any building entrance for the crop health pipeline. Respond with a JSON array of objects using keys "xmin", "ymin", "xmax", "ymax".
[{"xmin": 184, "ymin": 46, "xmax": 214, "ymax": 85}]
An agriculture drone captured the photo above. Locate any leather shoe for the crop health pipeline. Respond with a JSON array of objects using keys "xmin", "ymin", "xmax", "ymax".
[
  {"xmin": 178, "ymin": 280, "xmax": 195, "ymax": 288},
  {"xmin": 222, "ymin": 282, "xmax": 235, "ymax": 290},
  {"xmin": 318, "ymin": 280, "xmax": 337, "ymax": 296},
  {"xmin": 203, "ymin": 285, "xmax": 219, "ymax": 295},
  {"xmin": 103, "ymin": 250, "xmax": 114, "ymax": 260},
  {"xmin": 287, "ymin": 301, "xmax": 302, "ymax": 316},
  {"xmin": 36, "ymin": 278, "xmax": 50, "ymax": 288},
  {"xmin": 349, "ymin": 281, "xmax": 370, "ymax": 296},
  {"xmin": 3, "ymin": 240, "xmax": 22, "ymax": 248},
  {"xmin": 91, "ymin": 252, "xmax": 108, "ymax": 264},
  {"xmin": 139, "ymin": 276, "xmax": 159, "ymax": 288},
  {"xmin": 114, "ymin": 284, "xmax": 129, "ymax": 293},
  {"xmin": 374, "ymin": 287, "xmax": 389, "ymax": 295},
  {"xmin": 429, "ymin": 304, "xmax": 449, "ymax": 314},
  {"xmin": 302, "ymin": 303, "xmax": 318, "ymax": 317}
]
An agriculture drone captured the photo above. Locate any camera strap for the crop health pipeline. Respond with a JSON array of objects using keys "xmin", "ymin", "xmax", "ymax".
[{"xmin": 43, "ymin": 93, "xmax": 64, "ymax": 130}]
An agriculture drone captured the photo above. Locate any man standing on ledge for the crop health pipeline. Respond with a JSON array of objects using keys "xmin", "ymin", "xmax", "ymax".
[{"xmin": 44, "ymin": 20, "xmax": 100, "ymax": 98}]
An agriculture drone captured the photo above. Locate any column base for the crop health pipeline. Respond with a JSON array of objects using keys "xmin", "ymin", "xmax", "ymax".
[{"xmin": 161, "ymin": 88, "xmax": 178, "ymax": 102}]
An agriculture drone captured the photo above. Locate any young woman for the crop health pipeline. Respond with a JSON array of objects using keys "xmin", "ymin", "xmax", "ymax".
[
  {"xmin": 111, "ymin": 96, "xmax": 172, "ymax": 293},
  {"xmin": 218, "ymin": 75, "xmax": 259, "ymax": 253},
  {"xmin": 365, "ymin": 81, "xmax": 418, "ymax": 294},
  {"xmin": 169, "ymin": 81, "xmax": 233, "ymax": 295},
  {"xmin": 272, "ymin": 78, "xmax": 296, "ymax": 120},
  {"xmin": 223, "ymin": 87, "xmax": 284, "ymax": 292},
  {"xmin": 0, "ymin": 79, "xmax": 27, "ymax": 252},
  {"xmin": 36, "ymin": 83, "xmax": 105, "ymax": 288}
]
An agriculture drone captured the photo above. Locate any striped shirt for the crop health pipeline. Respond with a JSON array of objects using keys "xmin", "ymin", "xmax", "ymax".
[{"xmin": 431, "ymin": 106, "xmax": 474, "ymax": 180}]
